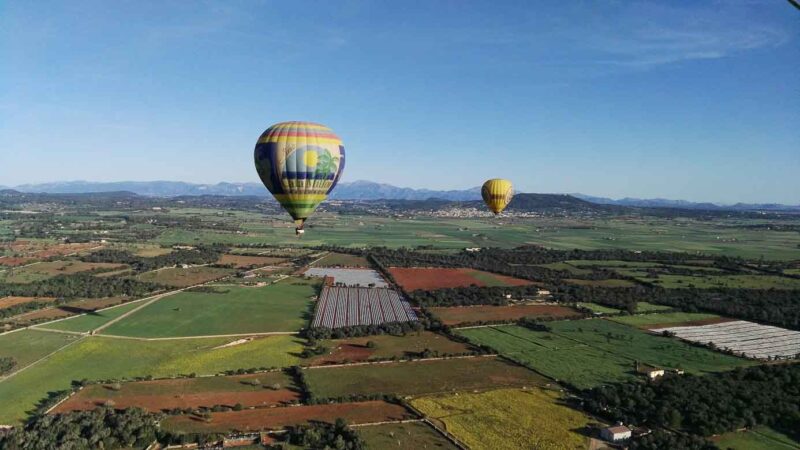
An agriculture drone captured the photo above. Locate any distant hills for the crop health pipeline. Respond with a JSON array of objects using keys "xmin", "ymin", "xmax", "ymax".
[{"xmin": 5, "ymin": 180, "xmax": 799, "ymax": 212}]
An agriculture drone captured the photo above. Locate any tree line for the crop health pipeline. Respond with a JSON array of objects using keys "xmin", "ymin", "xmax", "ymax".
[{"xmin": 80, "ymin": 244, "xmax": 226, "ymax": 272}]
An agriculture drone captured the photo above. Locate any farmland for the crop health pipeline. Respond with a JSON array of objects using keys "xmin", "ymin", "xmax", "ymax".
[
  {"xmin": 304, "ymin": 267, "xmax": 387, "ymax": 287},
  {"xmin": 0, "ymin": 261, "xmax": 126, "ymax": 283},
  {"xmin": 0, "ymin": 335, "xmax": 303, "ymax": 424},
  {"xmin": 101, "ymin": 281, "xmax": 316, "ymax": 337},
  {"xmin": 134, "ymin": 266, "xmax": 234, "ymax": 287},
  {"xmin": 0, "ymin": 329, "xmax": 80, "ymax": 375},
  {"xmin": 303, "ymin": 356, "xmax": 551, "ymax": 399},
  {"xmin": 306, "ymin": 331, "xmax": 474, "ymax": 365},
  {"xmin": 2, "ymin": 296, "xmax": 130, "ymax": 327},
  {"xmin": 312, "ymin": 286, "xmax": 416, "ymax": 328},
  {"xmin": 0, "ymin": 296, "xmax": 55, "ymax": 310},
  {"xmin": 311, "ymin": 252, "xmax": 370, "ymax": 267},
  {"xmin": 53, "ymin": 371, "xmax": 298, "ymax": 413},
  {"xmin": 357, "ymin": 421, "xmax": 459, "ymax": 450},
  {"xmin": 216, "ymin": 254, "xmax": 285, "ymax": 268},
  {"xmin": 459, "ymin": 321, "xmax": 754, "ymax": 389},
  {"xmin": 651, "ymin": 320, "xmax": 800, "ymax": 359},
  {"xmin": 609, "ymin": 311, "xmax": 727, "ymax": 328},
  {"xmin": 160, "ymin": 401, "xmax": 414, "ymax": 434},
  {"xmin": 713, "ymin": 426, "xmax": 800, "ymax": 450},
  {"xmin": 36, "ymin": 299, "xmax": 148, "ymax": 333},
  {"xmin": 577, "ymin": 302, "xmax": 621, "ymax": 315},
  {"xmin": 411, "ymin": 388, "xmax": 594, "ymax": 450},
  {"xmin": 389, "ymin": 267, "xmax": 531, "ymax": 291},
  {"xmin": 429, "ymin": 304, "xmax": 581, "ymax": 326}
]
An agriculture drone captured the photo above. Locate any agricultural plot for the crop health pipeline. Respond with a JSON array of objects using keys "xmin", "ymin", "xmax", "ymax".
[
  {"xmin": 609, "ymin": 311, "xmax": 726, "ymax": 328},
  {"xmin": 713, "ymin": 426, "xmax": 800, "ymax": 450},
  {"xmin": 651, "ymin": 320, "xmax": 800, "ymax": 360},
  {"xmin": 564, "ymin": 278, "xmax": 637, "ymax": 287},
  {"xmin": 312, "ymin": 286, "xmax": 417, "ymax": 329},
  {"xmin": 577, "ymin": 302, "xmax": 621, "ymax": 315},
  {"xmin": 0, "ymin": 334, "xmax": 303, "ymax": 424},
  {"xmin": 306, "ymin": 331, "xmax": 474, "ymax": 365},
  {"xmin": 53, "ymin": 371, "xmax": 298, "ymax": 413},
  {"xmin": 2, "ymin": 297, "xmax": 130, "ymax": 327},
  {"xmin": 389, "ymin": 267, "xmax": 531, "ymax": 291},
  {"xmin": 358, "ymin": 421, "xmax": 459, "ymax": 450},
  {"xmin": 311, "ymin": 252, "xmax": 370, "ymax": 268},
  {"xmin": 411, "ymin": 388, "xmax": 593, "ymax": 450},
  {"xmin": 304, "ymin": 267, "xmax": 387, "ymax": 287},
  {"xmin": 459, "ymin": 321, "xmax": 753, "ymax": 389},
  {"xmin": 625, "ymin": 272, "xmax": 800, "ymax": 290},
  {"xmin": 102, "ymin": 282, "xmax": 315, "ymax": 338},
  {"xmin": 303, "ymin": 356, "xmax": 551, "ymax": 399},
  {"xmin": 160, "ymin": 401, "xmax": 414, "ymax": 434},
  {"xmin": 635, "ymin": 301, "xmax": 673, "ymax": 312},
  {"xmin": 134, "ymin": 266, "xmax": 234, "ymax": 287},
  {"xmin": 0, "ymin": 329, "xmax": 80, "ymax": 376},
  {"xmin": 429, "ymin": 304, "xmax": 581, "ymax": 326},
  {"xmin": 216, "ymin": 254, "xmax": 285, "ymax": 268},
  {"xmin": 36, "ymin": 300, "xmax": 147, "ymax": 333},
  {"xmin": 0, "ymin": 261, "xmax": 126, "ymax": 284},
  {"xmin": 0, "ymin": 296, "xmax": 55, "ymax": 310}
]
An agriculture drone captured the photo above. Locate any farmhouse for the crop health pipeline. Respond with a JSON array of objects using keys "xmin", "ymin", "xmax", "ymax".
[
  {"xmin": 601, "ymin": 425, "xmax": 632, "ymax": 442},
  {"xmin": 636, "ymin": 362, "xmax": 665, "ymax": 380}
]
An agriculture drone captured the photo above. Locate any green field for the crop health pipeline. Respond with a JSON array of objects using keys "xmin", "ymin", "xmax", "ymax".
[
  {"xmin": 134, "ymin": 266, "xmax": 234, "ymax": 287},
  {"xmin": 577, "ymin": 302, "xmax": 622, "ymax": 314},
  {"xmin": 307, "ymin": 331, "xmax": 474, "ymax": 365},
  {"xmin": 458, "ymin": 320, "xmax": 753, "ymax": 389},
  {"xmin": 36, "ymin": 299, "xmax": 147, "ymax": 333},
  {"xmin": 635, "ymin": 301, "xmax": 673, "ymax": 312},
  {"xmin": 303, "ymin": 356, "xmax": 550, "ymax": 400},
  {"xmin": 0, "ymin": 330, "xmax": 81, "ymax": 375},
  {"xmin": 411, "ymin": 388, "xmax": 592, "ymax": 450},
  {"xmin": 714, "ymin": 426, "xmax": 800, "ymax": 450},
  {"xmin": 639, "ymin": 273, "xmax": 800, "ymax": 289},
  {"xmin": 609, "ymin": 311, "xmax": 722, "ymax": 328},
  {"xmin": 0, "ymin": 334, "xmax": 303, "ymax": 424},
  {"xmin": 357, "ymin": 422, "xmax": 458, "ymax": 450},
  {"xmin": 101, "ymin": 281, "xmax": 315, "ymax": 338}
]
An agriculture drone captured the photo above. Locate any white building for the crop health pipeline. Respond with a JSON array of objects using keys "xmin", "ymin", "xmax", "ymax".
[{"xmin": 601, "ymin": 425, "xmax": 632, "ymax": 442}]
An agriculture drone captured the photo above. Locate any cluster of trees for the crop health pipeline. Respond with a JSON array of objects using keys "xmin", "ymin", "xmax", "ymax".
[
  {"xmin": 409, "ymin": 284, "xmax": 545, "ymax": 306},
  {"xmin": 0, "ymin": 274, "xmax": 163, "ymax": 300},
  {"xmin": 552, "ymin": 285, "xmax": 800, "ymax": 330},
  {"xmin": 583, "ymin": 364, "xmax": 800, "ymax": 438},
  {"xmin": 629, "ymin": 431, "xmax": 717, "ymax": 450},
  {"xmin": 0, "ymin": 407, "xmax": 162, "ymax": 450},
  {"xmin": 304, "ymin": 321, "xmax": 425, "ymax": 340},
  {"xmin": 81, "ymin": 244, "xmax": 226, "ymax": 272},
  {"xmin": 279, "ymin": 419, "xmax": 365, "ymax": 450}
]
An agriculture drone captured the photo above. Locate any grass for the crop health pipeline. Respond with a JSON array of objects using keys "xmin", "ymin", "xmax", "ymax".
[
  {"xmin": 134, "ymin": 266, "xmax": 234, "ymax": 287},
  {"xmin": 577, "ymin": 302, "xmax": 622, "ymax": 314},
  {"xmin": 0, "ymin": 261, "xmax": 125, "ymax": 284},
  {"xmin": 714, "ymin": 426, "xmax": 800, "ymax": 450},
  {"xmin": 0, "ymin": 334, "xmax": 303, "ymax": 424},
  {"xmin": 0, "ymin": 329, "xmax": 80, "ymax": 375},
  {"xmin": 641, "ymin": 274, "xmax": 800, "ymax": 289},
  {"xmin": 411, "ymin": 388, "xmax": 592, "ymax": 450},
  {"xmin": 303, "ymin": 356, "xmax": 550, "ymax": 399},
  {"xmin": 307, "ymin": 331, "xmax": 474, "ymax": 365},
  {"xmin": 609, "ymin": 311, "xmax": 722, "ymax": 328},
  {"xmin": 37, "ymin": 300, "xmax": 147, "ymax": 333},
  {"xmin": 357, "ymin": 422, "xmax": 458, "ymax": 450},
  {"xmin": 565, "ymin": 278, "xmax": 638, "ymax": 287},
  {"xmin": 458, "ymin": 320, "xmax": 753, "ymax": 389},
  {"xmin": 101, "ymin": 280, "xmax": 316, "ymax": 338},
  {"xmin": 311, "ymin": 252, "xmax": 370, "ymax": 267},
  {"xmin": 635, "ymin": 301, "xmax": 673, "ymax": 312}
]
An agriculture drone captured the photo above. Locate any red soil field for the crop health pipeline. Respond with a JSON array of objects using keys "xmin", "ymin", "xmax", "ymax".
[
  {"xmin": 429, "ymin": 304, "xmax": 582, "ymax": 326},
  {"xmin": 7, "ymin": 297, "xmax": 128, "ymax": 324},
  {"xmin": 161, "ymin": 401, "xmax": 414, "ymax": 434},
  {"xmin": 0, "ymin": 296, "xmax": 56, "ymax": 310},
  {"xmin": 389, "ymin": 267, "xmax": 531, "ymax": 291},
  {"xmin": 54, "ymin": 388, "xmax": 299, "ymax": 413},
  {"xmin": 0, "ymin": 257, "xmax": 36, "ymax": 267}
]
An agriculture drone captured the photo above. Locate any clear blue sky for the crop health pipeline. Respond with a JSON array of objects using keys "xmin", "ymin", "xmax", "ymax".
[{"xmin": 1, "ymin": 0, "xmax": 798, "ymax": 203}]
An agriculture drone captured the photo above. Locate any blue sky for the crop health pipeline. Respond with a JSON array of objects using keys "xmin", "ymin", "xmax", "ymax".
[{"xmin": 1, "ymin": 0, "xmax": 798, "ymax": 203}]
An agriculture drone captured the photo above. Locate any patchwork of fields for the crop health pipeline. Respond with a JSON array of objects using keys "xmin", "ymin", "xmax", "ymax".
[
  {"xmin": 307, "ymin": 331, "xmax": 473, "ymax": 365},
  {"xmin": 312, "ymin": 286, "xmax": 416, "ymax": 328},
  {"xmin": 430, "ymin": 304, "xmax": 581, "ymax": 326}
]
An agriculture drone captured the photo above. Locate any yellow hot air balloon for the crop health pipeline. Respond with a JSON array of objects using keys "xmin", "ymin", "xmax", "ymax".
[
  {"xmin": 481, "ymin": 179, "xmax": 514, "ymax": 214},
  {"xmin": 254, "ymin": 121, "xmax": 345, "ymax": 235}
]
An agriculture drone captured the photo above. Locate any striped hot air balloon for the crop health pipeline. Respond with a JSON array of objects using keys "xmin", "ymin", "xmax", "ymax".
[
  {"xmin": 254, "ymin": 121, "xmax": 345, "ymax": 234},
  {"xmin": 481, "ymin": 178, "xmax": 514, "ymax": 214}
]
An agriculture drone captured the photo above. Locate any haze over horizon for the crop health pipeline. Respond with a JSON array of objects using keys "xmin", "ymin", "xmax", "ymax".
[{"xmin": 2, "ymin": 1, "xmax": 798, "ymax": 203}]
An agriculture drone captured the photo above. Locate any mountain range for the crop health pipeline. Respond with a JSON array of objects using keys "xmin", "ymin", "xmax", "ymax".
[{"xmin": 3, "ymin": 180, "xmax": 798, "ymax": 212}]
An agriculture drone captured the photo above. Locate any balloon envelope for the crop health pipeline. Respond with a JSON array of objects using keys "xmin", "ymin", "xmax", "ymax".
[
  {"xmin": 481, "ymin": 178, "xmax": 514, "ymax": 214},
  {"xmin": 254, "ymin": 121, "xmax": 345, "ymax": 230}
]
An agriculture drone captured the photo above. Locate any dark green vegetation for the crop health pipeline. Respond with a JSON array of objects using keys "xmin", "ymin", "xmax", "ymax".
[
  {"xmin": 458, "ymin": 320, "xmax": 753, "ymax": 389},
  {"xmin": 357, "ymin": 421, "xmax": 459, "ymax": 450},
  {"xmin": 282, "ymin": 419, "xmax": 365, "ymax": 450},
  {"xmin": 584, "ymin": 364, "xmax": 800, "ymax": 445},
  {"xmin": 0, "ymin": 407, "xmax": 162, "ymax": 450}
]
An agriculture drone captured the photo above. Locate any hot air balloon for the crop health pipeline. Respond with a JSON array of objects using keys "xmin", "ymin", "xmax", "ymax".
[
  {"xmin": 481, "ymin": 178, "xmax": 513, "ymax": 215},
  {"xmin": 254, "ymin": 121, "xmax": 345, "ymax": 235}
]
